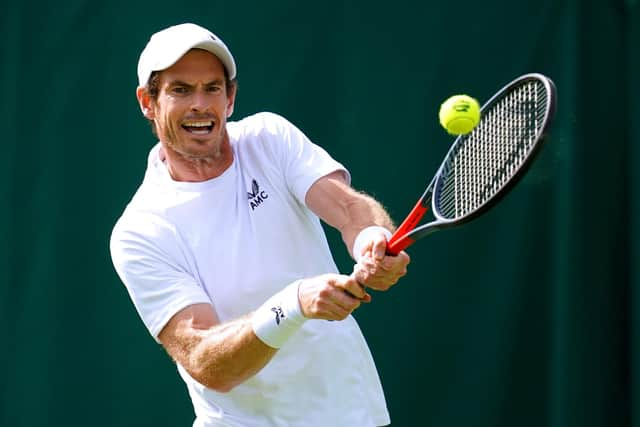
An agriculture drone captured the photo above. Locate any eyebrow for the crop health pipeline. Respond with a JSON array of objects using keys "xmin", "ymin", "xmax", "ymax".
[{"xmin": 167, "ymin": 79, "xmax": 224, "ymax": 88}]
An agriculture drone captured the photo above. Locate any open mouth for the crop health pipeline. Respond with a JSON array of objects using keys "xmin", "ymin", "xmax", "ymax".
[{"xmin": 182, "ymin": 120, "xmax": 214, "ymax": 135}]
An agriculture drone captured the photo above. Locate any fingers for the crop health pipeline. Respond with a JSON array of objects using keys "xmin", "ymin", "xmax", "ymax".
[
  {"xmin": 340, "ymin": 277, "xmax": 371, "ymax": 301},
  {"xmin": 295, "ymin": 249, "xmax": 409, "ymax": 324},
  {"xmin": 357, "ymin": 233, "xmax": 388, "ymax": 262},
  {"xmin": 298, "ymin": 275, "xmax": 367, "ymax": 321},
  {"xmin": 353, "ymin": 251, "xmax": 410, "ymax": 291},
  {"xmin": 371, "ymin": 236, "xmax": 387, "ymax": 261},
  {"xmin": 353, "ymin": 228, "xmax": 410, "ymax": 291}
]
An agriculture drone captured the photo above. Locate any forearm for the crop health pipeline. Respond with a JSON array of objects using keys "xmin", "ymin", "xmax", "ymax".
[
  {"xmin": 197, "ymin": 317, "xmax": 278, "ymax": 391},
  {"xmin": 162, "ymin": 314, "xmax": 277, "ymax": 393},
  {"xmin": 182, "ymin": 273, "xmax": 366, "ymax": 391},
  {"xmin": 306, "ymin": 172, "xmax": 409, "ymax": 291},
  {"xmin": 339, "ymin": 192, "xmax": 395, "ymax": 258},
  {"xmin": 161, "ymin": 282, "xmax": 308, "ymax": 392},
  {"xmin": 305, "ymin": 172, "xmax": 395, "ymax": 257}
]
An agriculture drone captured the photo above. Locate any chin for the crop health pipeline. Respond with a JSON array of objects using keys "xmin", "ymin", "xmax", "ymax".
[
  {"xmin": 183, "ymin": 141, "xmax": 224, "ymax": 160},
  {"xmin": 163, "ymin": 129, "xmax": 227, "ymax": 160}
]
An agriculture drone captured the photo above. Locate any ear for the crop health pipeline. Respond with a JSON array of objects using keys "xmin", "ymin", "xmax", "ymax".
[
  {"xmin": 225, "ymin": 83, "xmax": 237, "ymax": 118},
  {"xmin": 136, "ymin": 86, "xmax": 155, "ymax": 120}
]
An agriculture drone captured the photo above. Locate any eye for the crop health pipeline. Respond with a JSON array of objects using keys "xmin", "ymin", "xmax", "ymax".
[
  {"xmin": 171, "ymin": 86, "xmax": 189, "ymax": 95},
  {"xmin": 207, "ymin": 85, "xmax": 222, "ymax": 93}
]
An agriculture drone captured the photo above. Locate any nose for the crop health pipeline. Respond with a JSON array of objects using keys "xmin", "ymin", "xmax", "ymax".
[{"xmin": 190, "ymin": 90, "xmax": 211, "ymax": 113}]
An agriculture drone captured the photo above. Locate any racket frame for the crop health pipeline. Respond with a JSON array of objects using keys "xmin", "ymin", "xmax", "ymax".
[{"xmin": 386, "ymin": 73, "xmax": 557, "ymax": 255}]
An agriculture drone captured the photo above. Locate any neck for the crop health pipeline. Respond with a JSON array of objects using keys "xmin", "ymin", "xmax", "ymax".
[{"xmin": 160, "ymin": 138, "xmax": 233, "ymax": 182}]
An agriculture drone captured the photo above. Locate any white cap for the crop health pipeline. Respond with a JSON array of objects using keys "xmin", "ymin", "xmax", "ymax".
[{"xmin": 137, "ymin": 23, "xmax": 237, "ymax": 87}]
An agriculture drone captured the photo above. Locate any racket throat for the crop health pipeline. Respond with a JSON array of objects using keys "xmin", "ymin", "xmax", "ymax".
[{"xmin": 386, "ymin": 200, "xmax": 429, "ymax": 255}]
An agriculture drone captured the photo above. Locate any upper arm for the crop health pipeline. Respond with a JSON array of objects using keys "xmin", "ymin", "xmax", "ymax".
[{"xmin": 110, "ymin": 215, "xmax": 213, "ymax": 341}]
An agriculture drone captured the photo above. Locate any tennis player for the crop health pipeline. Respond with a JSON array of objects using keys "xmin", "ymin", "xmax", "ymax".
[{"xmin": 110, "ymin": 23, "xmax": 410, "ymax": 427}]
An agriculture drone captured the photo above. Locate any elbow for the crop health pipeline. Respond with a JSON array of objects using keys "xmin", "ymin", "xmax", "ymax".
[
  {"xmin": 208, "ymin": 381, "xmax": 239, "ymax": 393},
  {"xmin": 200, "ymin": 377, "xmax": 241, "ymax": 393},
  {"xmin": 190, "ymin": 367, "xmax": 242, "ymax": 393}
]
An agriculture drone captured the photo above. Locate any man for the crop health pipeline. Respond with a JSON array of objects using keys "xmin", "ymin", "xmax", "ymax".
[{"xmin": 110, "ymin": 23, "xmax": 410, "ymax": 426}]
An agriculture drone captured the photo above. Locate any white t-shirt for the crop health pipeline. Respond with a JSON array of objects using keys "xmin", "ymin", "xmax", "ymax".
[{"xmin": 110, "ymin": 112, "xmax": 390, "ymax": 427}]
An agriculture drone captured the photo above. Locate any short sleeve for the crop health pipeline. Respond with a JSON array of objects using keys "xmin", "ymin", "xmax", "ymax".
[
  {"xmin": 254, "ymin": 113, "xmax": 351, "ymax": 204},
  {"xmin": 110, "ymin": 212, "xmax": 212, "ymax": 342}
]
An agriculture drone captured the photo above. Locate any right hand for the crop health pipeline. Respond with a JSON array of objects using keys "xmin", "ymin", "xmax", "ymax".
[
  {"xmin": 352, "ymin": 228, "xmax": 410, "ymax": 292},
  {"xmin": 297, "ymin": 274, "xmax": 371, "ymax": 321}
]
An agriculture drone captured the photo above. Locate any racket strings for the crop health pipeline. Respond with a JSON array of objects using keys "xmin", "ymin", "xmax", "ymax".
[{"xmin": 437, "ymin": 80, "xmax": 549, "ymax": 219}]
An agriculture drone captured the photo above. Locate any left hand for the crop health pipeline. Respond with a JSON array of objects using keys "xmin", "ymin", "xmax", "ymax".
[{"xmin": 352, "ymin": 233, "xmax": 410, "ymax": 291}]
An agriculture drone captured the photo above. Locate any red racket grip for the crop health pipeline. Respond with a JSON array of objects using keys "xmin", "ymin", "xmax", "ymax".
[
  {"xmin": 386, "ymin": 235, "xmax": 414, "ymax": 256},
  {"xmin": 386, "ymin": 200, "xmax": 429, "ymax": 256}
]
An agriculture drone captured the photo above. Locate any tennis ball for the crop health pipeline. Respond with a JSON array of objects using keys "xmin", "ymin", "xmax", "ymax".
[{"xmin": 438, "ymin": 95, "xmax": 481, "ymax": 135}]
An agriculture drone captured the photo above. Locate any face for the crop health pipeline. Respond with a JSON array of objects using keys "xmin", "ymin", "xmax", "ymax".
[{"xmin": 137, "ymin": 49, "xmax": 236, "ymax": 160}]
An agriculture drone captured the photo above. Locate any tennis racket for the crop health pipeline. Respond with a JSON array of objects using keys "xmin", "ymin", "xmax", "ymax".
[{"xmin": 386, "ymin": 73, "xmax": 557, "ymax": 256}]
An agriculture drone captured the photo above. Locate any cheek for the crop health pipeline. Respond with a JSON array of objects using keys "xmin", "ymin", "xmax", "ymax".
[{"xmin": 157, "ymin": 108, "xmax": 181, "ymax": 141}]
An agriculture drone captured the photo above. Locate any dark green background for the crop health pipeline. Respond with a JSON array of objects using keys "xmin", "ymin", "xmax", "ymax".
[{"xmin": 1, "ymin": 0, "xmax": 638, "ymax": 426}]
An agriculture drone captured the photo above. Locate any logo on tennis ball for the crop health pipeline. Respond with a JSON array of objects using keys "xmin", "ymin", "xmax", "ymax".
[
  {"xmin": 454, "ymin": 102, "xmax": 472, "ymax": 112},
  {"xmin": 439, "ymin": 95, "xmax": 481, "ymax": 135}
]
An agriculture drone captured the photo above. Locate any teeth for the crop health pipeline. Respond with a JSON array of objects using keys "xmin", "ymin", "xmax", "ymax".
[{"xmin": 183, "ymin": 121, "xmax": 213, "ymax": 127}]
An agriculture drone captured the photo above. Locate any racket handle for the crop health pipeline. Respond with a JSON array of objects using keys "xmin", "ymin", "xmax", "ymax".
[{"xmin": 386, "ymin": 235, "xmax": 414, "ymax": 256}]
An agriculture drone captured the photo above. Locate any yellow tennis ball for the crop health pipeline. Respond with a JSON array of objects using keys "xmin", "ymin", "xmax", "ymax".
[{"xmin": 438, "ymin": 95, "xmax": 481, "ymax": 135}]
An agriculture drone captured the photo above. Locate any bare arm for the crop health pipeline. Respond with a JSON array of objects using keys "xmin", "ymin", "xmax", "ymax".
[
  {"xmin": 306, "ymin": 171, "xmax": 410, "ymax": 290},
  {"xmin": 305, "ymin": 171, "xmax": 394, "ymax": 258},
  {"xmin": 158, "ymin": 274, "xmax": 369, "ymax": 392},
  {"xmin": 158, "ymin": 303, "xmax": 276, "ymax": 393}
]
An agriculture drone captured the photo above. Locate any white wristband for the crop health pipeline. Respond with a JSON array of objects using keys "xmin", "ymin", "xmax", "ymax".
[
  {"xmin": 251, "ymin": 281, "xmax": 307, "ymax": 349},
  {"xmin": 352, "ymin": 226, "xmax": 393, "ymax": 262}
]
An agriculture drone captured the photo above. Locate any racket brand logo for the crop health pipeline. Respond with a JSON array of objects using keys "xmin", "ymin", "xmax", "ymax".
[
  {"xmin": 271, "ymin": 306, "xmax": 286, "ymax": 325},
  {"xmin": 247, "ymin": 179, "xmax": 269, "ymax": 211}
]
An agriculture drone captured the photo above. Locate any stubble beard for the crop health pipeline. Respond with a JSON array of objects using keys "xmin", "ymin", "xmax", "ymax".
[{"xmin": 162, "ymin": 118, "xmax": 227, "ymax": 163}]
